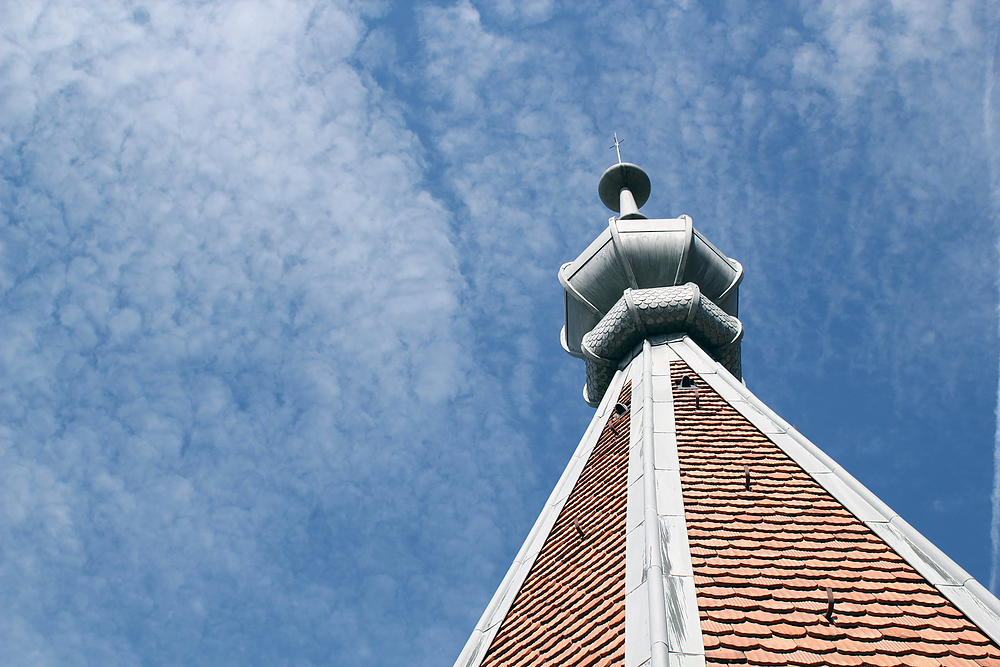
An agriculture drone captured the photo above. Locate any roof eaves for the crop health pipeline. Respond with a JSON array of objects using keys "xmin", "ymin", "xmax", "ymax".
[
  {"xmin": 664, "ymin": 334, "xmax": 1000, "ymax": 647},
  {"xmin": 452, "ymin": 367, "xmax": 630, "ymax": 667}
]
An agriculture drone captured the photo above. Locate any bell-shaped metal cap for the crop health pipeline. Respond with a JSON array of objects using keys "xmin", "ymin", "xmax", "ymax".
[{"xmin": 598, "ymin": 163, "xmax": 651, "ymax": 213}]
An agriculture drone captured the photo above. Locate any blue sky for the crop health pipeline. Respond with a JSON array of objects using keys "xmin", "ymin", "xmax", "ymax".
[{"xmin": 1, "ymin": 0, "xmax": 999, "ymax": 665}]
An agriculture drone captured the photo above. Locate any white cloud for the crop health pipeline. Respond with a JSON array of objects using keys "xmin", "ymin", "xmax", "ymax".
[
  {"xmin": 0, "ymin": 0, "xmax": 545, "ymax": 664},
  {"xmin": 3, "ymin": 0, "xmax": 1000, "ymax": 663}
]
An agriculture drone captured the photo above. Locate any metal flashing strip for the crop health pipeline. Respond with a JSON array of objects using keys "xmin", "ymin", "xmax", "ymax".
[
  {"xmin": 625, "ymin": 342, "xmax": 705, "ymax": 667},
  {"xmin": 452, "ymin": 368, "xmax": 629, "ymax": 667},
  {"xmin": 609, "ymin": 216, "xmax": 641, "ymax": 290},
  {"xmin": 558, "ymin": 262, "xmax": 603, "ymax": 316},
  {"xmin": 665, "ymin": 335, "xmax": 1000, "ymax": 647}
]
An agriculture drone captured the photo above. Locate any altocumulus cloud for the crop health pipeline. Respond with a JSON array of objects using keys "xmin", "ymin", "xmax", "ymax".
[
  {"xmin": 0, "ymin": 1, "xmax": 538, "ymax": 665},
  {"xmin": 408, "ymin": 0, "xmax": 998, "ymax": 605},
  {"xmin": 4, "ymin": 0, "xmax": 1000, "ymax": 665}
]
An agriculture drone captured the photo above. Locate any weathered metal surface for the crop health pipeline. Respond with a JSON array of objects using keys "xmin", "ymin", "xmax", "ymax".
[
  {"xmin": 599, "ymin": 162, "xmax": 651, "ymax": 212},
  {"xmin": 624, "ymin": 342, "xmax": 705, "ymax": 667},
  {"xmin": 560, "ymin": 210, "xmax": 743, "ymax": 398},
  {"xmin": 580, "ymin": 283, "xmax": 742, "ymax": 406}
]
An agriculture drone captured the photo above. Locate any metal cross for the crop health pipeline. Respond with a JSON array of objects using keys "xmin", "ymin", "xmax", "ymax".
[{"xmin": 610, "ymin": 132, "xmax": 624, "ymax": 164}]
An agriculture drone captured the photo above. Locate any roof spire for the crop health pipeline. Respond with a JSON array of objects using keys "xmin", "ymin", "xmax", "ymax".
[
  {"xmin": 599, "ymin": 133, "xmax": 650, "ymax": 220},
  {"xmin": 611, "ymin": 131, "xmax": 624, "ymax": 164}
]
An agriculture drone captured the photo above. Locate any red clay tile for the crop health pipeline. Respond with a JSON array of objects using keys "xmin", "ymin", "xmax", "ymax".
[
  {"xmin": 703, "ymin": 619, "xmax": 734, "ymax": 635},
  {"xmin": 734, "ymin": 622, "xmax": 772, "ymax": 638},
  {"xmin": 917, "ymin": 627, "xmax": 961, "ymax": 643},
  {"xmin": 861, "ymin": 655, "xmax": 906, "ymax": 667},
  {"xmin": 822, "ymin": 652, "xmax": 865, "ymax": 666},
  {"xmin": 756, "ymin": 598, "xmax": 796, "ymax": 613},
  {"xmin": 710, "ymin": 608, "xmax": 747, "ymax": 623},
  {"xmin": 706, "ymin": 647, "xmax": 748, "ymax": 664},
  {"xmin": 936, "ymin": 658, "xmax": 981, "ymax": 667},
  {"xmin": 835, "ymin": 639, "xmax": 878, "ymax": 655},
  {"xmin": 910, "ymin": 641, "xmax": 952, "ymax": 658},
  {"xmin": 843, "ymin": 625, "xmax": 882, "ymax": 641},
  {"xmin": 720, "ymin": 634, "xmax": 761, "ymax": 650},
  {"xmin": 743, "ymin": 648, "xmax": 788, "ymax": 665},
  {"xmin": 745, "ymin": 610, "xmax": 787, "ymax": 625},
  {"xmin": 770, "ymin": 623, "xmax": 807, "ymax": 639},
  {"xmin": 948, "ymin": 643, "xmax": 990, "ymax": 660},
  {"xmin": 783, "ymin": 651, "xmax": 827, "ymax": 666},
  {"xmin": 955, "ymin": 630, "xmax": 996, "ymax": 645},
  {"xmin": 808, "ymin": 623, "xmax": 846, "ymax": 640},
  {"xmin": 881, "ymin": 625, "xmax": 925, "ymax": 645},
  {"xmin": 897, "ymin": 655, "xmax": 940, "ymax": 667},
  {"xmin": 758, "ymin": 636, "xmax": 800, "ymax": 653},
  {"xmin": 793, "ymin": 636, "xmax": 837, "ymax": 653},
  {"xmin": 779, "ymin": 612, "xmax": 816, "ymax": 626}
]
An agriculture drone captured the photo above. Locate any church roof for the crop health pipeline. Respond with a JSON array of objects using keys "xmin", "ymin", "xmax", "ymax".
[
  {"xmin": 455, "ymin": 338, "xmax": 1000, "ymax": 667},
  {"xmin": 671, "ymin": 354, "xmax": 1000, "ymax": 666},
  {"xmin": 453, "ymin": 156, "xmax": 1000, "ymax": 667},
  {"xmin": 479, "ymin": 382, "xmax": 631, "ymax": 667}
]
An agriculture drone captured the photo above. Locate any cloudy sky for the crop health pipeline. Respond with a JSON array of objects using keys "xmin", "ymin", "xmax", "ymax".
[{"xmin": 2, "ymin": 0, "xmax": 999, "ymax": 664}]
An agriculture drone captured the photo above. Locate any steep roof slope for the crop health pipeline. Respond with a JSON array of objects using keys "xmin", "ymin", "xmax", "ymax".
[
  {"xmin": 478, "ymin": 382, "xmax": 632, "ymax": 667},
  {"xmin": 671, "ymin": 358, "xmax": 1000, "ymax": 667}
]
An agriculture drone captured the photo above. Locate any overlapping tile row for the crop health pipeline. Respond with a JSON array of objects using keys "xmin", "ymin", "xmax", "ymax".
[
  {"xmin": 480, "ymin": 383, "xmax": 631, "ymax": 667},
  {"xmin": 670, "ymin": 361, "xmax": 1000, "ymax": 667}
]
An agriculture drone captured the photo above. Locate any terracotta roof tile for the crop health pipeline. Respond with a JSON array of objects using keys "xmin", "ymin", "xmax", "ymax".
[
  {"xmin": 721, "ymin": 634, "xmax": 762, "ymax": 650},
  {"xmin": 734, "ymin": 622, "xmax": 773, "ymax": 638},
  {"xmin": 706, "ymin": 648, "xmax": 748, "ymax": 663},
  {"xmin": 938, "ymin": 658, "xmax": 982, "ymax": 667},
  {"xmin": 898, "ymin": 655, "xmax": 941, "ymax": 667},
  {"xmin": 817, "ymin": 652, "xmax": 864, "ymax": 666},
  {"xmin": 670, "ymin": 361, "xmax": 999, "ymax": 667},
  {"xmin": 792, "ymin": 635, "xmax": 837, "ymax": 653},
  {"xmin": 860, "ymin": 655, "xmax": 906, "ymax": 667},
  {"xmin": 758, "ymin": 636, "xmax": 800, "ymax": 653},
  {"xmin": 783, "ymin": 650, "xmax": 828, "ymax": 665},
  {"xmin": 744, "ymin": 648, "xmax": 789, "ymax": 664},
  {"xmin": 949, "ymin": 643, "xmax": 991, "ymax": 660},
  {"xmin": 480, "ymin": 383, "xmax": 631, "ymax": 667}
]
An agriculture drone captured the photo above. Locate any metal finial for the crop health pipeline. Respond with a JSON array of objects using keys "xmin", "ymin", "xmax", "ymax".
[{"xmin": 610, "ymin": 132, "xmax": 624, "ymax": 164}]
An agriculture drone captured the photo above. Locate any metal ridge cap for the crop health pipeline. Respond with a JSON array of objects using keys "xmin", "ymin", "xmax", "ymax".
[
  {"xmin": 691, "ymin": 226, "xmax": 741, "ymax": 273},
  {"xmin": 716, "ymin": 258, "xmax": 744, "ymax": 306},
  {"xmin": 452, "ymin": 368, "xmax": 628, "ymax": 667},
  {"xmin": 560, "ymin": 325, "xmax": 584, "ymax": 359},
  {"xmin": 664, "ymin": 335, "xmax": 1000, "ymax": 645},
  {"xmin": 558, "ymin": 262, "xmax": 603, "ymax": 317}
]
